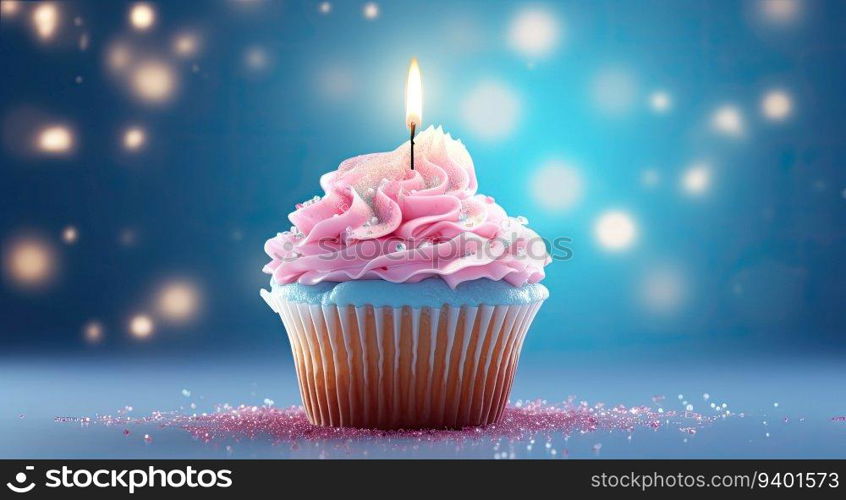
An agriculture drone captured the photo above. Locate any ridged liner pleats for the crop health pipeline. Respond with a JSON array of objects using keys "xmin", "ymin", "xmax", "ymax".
[{"xmin": 267, "ymin": 295, "xmax": 542, "ymax": 430}]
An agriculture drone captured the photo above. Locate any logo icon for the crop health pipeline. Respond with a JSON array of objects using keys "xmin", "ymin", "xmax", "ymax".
[{"xmin": 6, "ymin": 466, "xmax": 36, "ymax": 494}]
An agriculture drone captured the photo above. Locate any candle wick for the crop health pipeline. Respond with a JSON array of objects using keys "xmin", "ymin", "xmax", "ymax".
[{"xmin": 409, "ymin": 122, "xmax": 416, "ymax": 170}]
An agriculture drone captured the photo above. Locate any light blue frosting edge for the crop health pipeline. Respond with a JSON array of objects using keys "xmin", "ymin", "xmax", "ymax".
[{"xmin": 269, "ymin": 278, "xmax": 549, "ymax": 308}]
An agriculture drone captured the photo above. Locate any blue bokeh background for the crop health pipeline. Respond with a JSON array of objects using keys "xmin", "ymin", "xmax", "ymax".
[
  {"xmin": 2, "ymin": 0, "xmax": 845, "ymax": 460},
  {"xmin": 2, "ymin": 0, "xmax": 845, "ymax": 354}
]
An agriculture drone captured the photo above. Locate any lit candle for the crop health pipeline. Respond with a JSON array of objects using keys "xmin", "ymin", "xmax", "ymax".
[{"xmin": 405, "ymin": 58, "xmax": 422, "ymax": 170}]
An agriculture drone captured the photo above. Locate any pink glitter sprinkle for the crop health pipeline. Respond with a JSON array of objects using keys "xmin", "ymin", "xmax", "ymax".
[
  {"xmin": 70, "ymin": 399, "xmax": 717, "ymax": 450},
  {"xmin": 832, "ymin": 416, "xmax": 846, "ymax": 422}
]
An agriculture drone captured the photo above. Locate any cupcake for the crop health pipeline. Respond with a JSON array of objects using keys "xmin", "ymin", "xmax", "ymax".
[{"xmin": 261, "ymin": 126, "xmax": 550, "ymax": 429}]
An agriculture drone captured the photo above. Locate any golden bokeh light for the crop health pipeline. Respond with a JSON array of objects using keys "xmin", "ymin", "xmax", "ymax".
[
  {"xmin": 1, "ymin": 1, "xmax": 21, "ymax": 17},
  {"xmin": 36, "ymin": 125, "xmax": 74, "ymax": 154},
  {"xmin": 130, "ymin": 60, "xmax": 176, "ymax": 103},
  {"xmin": 4, "ymin": 237, "xmax": 56, "ymax": 288},
  {"xmin": 61, "ymin": 225, "xmax": 78, "ymax": 244},
  {"xmin": 762, "ymin": 89, "xmax": 792, "ymax": 121},
  {"xmin": 129, "ymin": 3, "xmax": 155, "ymax": 31},
  {"xmin": 83, "ymin": 320, "xmax": 104, "ymax": 343},
  {"xmin": 107, "ymin": 42, "xmax": 133, "ymax": 73},
  {"xmin": 123, "ymin": 126, "xmax": 146, "ymax": 151},
  {"xmin": 129, "ymin": 314, "xmax": 154, "ymax": 339},
  {"xmin": 156, "ymin": 281, "xmax": 200, "ymax": 322},
  {"xmin": 173, "ymin": 32, "xmax": 200, "ymax": 58},
  {"xmin": 32, "ymin": 2, "xmax": 59, "ymax": 41}
]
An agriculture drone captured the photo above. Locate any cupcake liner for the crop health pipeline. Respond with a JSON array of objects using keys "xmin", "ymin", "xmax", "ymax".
[{"xmin": 262, "ymin": 291, "xmax": 543, "ymax": 429}]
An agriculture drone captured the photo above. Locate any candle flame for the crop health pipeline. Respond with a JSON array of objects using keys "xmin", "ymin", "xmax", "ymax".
[{"xmin": 405, "ymin": 58, "xmax": 422, "ymax": 129}]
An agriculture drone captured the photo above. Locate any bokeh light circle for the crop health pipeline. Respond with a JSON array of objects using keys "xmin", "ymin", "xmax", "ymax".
[
  {"xmin": 594, "ymin": 211, "xmax": 637, "ymax": 251},
  {"xmin": 123, "ymin": 126, "xmax": 146, "ymax": 151},
  {"xmin": 129, "ymin": 314, "xmax": 154, "ymax": 339},
  {"xmin": 508, "ymin": 7, "xmax": 560, "ymax": 59},
  {"xmin": 762, "ymin": 89, "xmax": 792, "ymax": 121},
  {"xmin": 591, "ymin": 68, "xmax": 637, "ymax": 116},
  {"xmin": 639, "ymin": 266, "xmax": 687, "ymax": 314},
  {"xmin": 649, "ymin": 91, "xmax": 672, "ymax": 113},
  {"xmin": 62, "ymin": 226, "xmax": 78, "ymax": 244},
  {"xmin": 363, "ymin": 2, "xmax": 379, "ymax": 20},
  {"xmin": 460, "ymin": 81, "xmax": 521, "ymax": 141},
  {"xmin": 681, "ymin": 163, "xmax": 711, "ymax": 196},
  {"xmin": 711, "ymin": 105, "xmax": 744, "ymax": 137},
  {"xmin": 32, "ymin": 2, "xmax": 59, "ymax": 41},
  {"xmin": 83, "ymin": 321, "xmax": 104, "ymax": 343},
  {"xmin": 130, "ymin": 60, "xmax": 177, "ymax": 103},
  {"xmin": 3, "ymin": 237, "xmax": 57, "ymax": 289},
  {"xmin": 36, "ymin": 125, "xmax": 73, "ymax": 154},
  {"xmin": 129, "ymin": 3, "xmax": 155, "ymax": 31},
  {"xmin": 156, "ymin": 281, "xmax": 200, "ymax": 323},
  {"xmin": 530, "ymin": 161, "xmax": 583, "ymax": 211}
]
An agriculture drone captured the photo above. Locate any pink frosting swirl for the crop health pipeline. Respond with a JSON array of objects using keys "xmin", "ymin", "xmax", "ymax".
[{"xmin": 263, "ymin": 126, "xmax": 550, "ymax": 288}]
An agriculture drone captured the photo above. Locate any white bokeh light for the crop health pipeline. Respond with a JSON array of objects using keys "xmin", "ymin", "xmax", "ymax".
[
  {"xmin": 595, "ymin": 211, "xmax": 637, "ymax": 251},
  {"xmin": 36, "ymin": 125, "xmax": 73, "ymax": 154},
  {"xmin": 318, "ymin": 2, "xmax": 331, "ymax": 14},
  {"xmin": 649, "ymin": 90, "xmax": 672, "ymax": 113},
  {"xmin": 639, "ymin": 266, "xmax": 687, "ymax": 314},
  {"xmin": 363, "ymin": 2, "xmax": 379, "ymax": 20},
  {"xmin": 129, "ymin": 314, "xmax": 154, "ymax": 339},
  {"xmin": 681, "ymin": 162, "xmax": 711, "ymax": 195},
  {"xmin": 129, "ymin": 3, "xmax": 155, "ymax": 31},
  {"xmin": 3, "ymin": 237, "xmax": 56, "ymax": 289},
  {"xmin": 130, "ymin": 60, "xmax": 177, "ymax": 103},
  {"xmin": 156, "ymin": 281, "xmax": 201, "ymax": 323},
  {"xmin": 244, "ymin": 45, "xmax": 270, "ymax": 72},
  {"xmin": 530, "ymin": 161, "xmax": 584, "ymax": 211},
  {"xmin": 711, "ymin": 105, "xmax": 744, "ymax": 137},
  {"xmin": 61, "ymin": 225, "xmax": 78, "ymax": 244},
  {"xmin": 508, "ymin": 7, "xmax": 560, "ymax": 59},
  {"xmin": 460, "ymin": 81, "xmax": 521, "ymax": 141},
  {"xmin": 123, "ymin": 126, "xmax": 146, "ymax": 151},
  {"xmin": 761, "ymin": 89, "xmax": 792, "ymax": 121},
  {"xmin": 32, "ymin": 2, "xmax": 59, "ymax": 41},
  {"xmin": 591, "ymin": 67, "xmax": 638, "ymax": 116}
]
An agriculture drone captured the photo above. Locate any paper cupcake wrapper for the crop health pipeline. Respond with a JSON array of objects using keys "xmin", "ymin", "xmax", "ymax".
[{"xmin": 262, "ymin": 291, "xmax": 543, "ymax": 429}]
